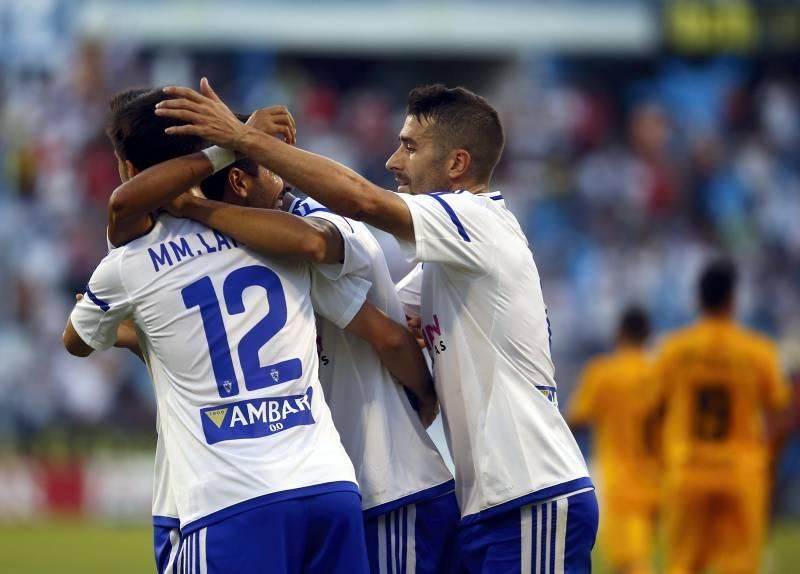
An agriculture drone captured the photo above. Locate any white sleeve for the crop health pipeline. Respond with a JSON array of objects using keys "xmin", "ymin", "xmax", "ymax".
[
  {"xmin": 396, "ymin": 192, "xmax": 493, "ymax": 271},
  {"xmin": 310, "ymin": 269, "xmax": 372, "ymax": 329},
  {"xmin": 290, "ymin": 197, "xmax": 371, "ymax": 281},
  {"xmin": 69, "ymin": 251, "xmax": 133, "ymax": 351},
  {"xmin": 396, "ymin": 263, "xmax": 423, "ymax": 319}
]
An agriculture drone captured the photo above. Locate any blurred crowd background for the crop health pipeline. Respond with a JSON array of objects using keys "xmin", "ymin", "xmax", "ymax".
[{"xmin": 1, "ymin": 0, "xmax": 800, "ymax": 547}]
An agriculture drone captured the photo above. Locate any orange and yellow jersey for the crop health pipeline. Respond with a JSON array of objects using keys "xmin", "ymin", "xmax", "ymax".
[
  {"xmin": 654, "ymin": 318, "xmax": 788, "ymax": 486},
  {"xmin": 569, "ymin": 347, "xmax": 661, "ymax": 506}
]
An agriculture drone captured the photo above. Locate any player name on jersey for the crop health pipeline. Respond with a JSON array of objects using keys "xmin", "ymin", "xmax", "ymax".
[{"xmin": 147, "ymin": 229, "xmax": 241, "ymax": 272}]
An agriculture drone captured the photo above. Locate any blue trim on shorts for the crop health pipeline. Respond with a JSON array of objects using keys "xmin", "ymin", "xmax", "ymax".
[
  {"xmin": 181, "ymin": 480, "xmax": 360, "ymax": 534},
  {"xmin": 427, "ymin": 193, "xmax": 470, "ymax": 242},
  {"xmin": 152, "ymin": 515, "xmax": 180, "ymax": 528},
  {"xmin": 459, "ymin": 476, "xmax": 594, "ymax": 526},
  {"xmin": 362, "ymin": 479, "xmax": 455, "ymax": 519}
]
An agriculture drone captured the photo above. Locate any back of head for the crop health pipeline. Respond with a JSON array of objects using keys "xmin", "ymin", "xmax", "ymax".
[
  {"xmin": 698, "ymin": 258, "xmax": 738, "ymax": 315},
  {"xmin": 618, "ymin": 306, "xmax": 651, "ymax": 346},
  {"xmin": 106, "ymin": 88, "xmax": 206, "ymax": 171},
  {"xmin": 406, "ymin": 84, "xmax": 504, "ymax": 182}
]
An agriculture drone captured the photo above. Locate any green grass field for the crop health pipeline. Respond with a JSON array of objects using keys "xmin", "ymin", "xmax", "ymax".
[{"xmin": 1, "ymin": 520, "xmax": 799, "ymax": 573}]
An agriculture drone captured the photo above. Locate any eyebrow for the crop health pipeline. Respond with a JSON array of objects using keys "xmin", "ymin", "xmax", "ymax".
[{"xmin": 400, "ymin": 135, "xmax": 417, "ymax": 145}]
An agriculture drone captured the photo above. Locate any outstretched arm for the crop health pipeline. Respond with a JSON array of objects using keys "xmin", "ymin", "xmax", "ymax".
[
  {"xmin": 156, "ymin": 79, "xmax": 415, "ymax": 241},
  {"xmin": 107, "ymin": 105, "xmax": 296, "ymax": 247}
]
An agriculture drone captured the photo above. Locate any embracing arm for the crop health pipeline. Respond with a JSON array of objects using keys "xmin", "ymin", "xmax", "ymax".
[
  {"xmin": 157, "ymin": 80, "xmax": 414, "ymax": 241},
  {"xmin": 107, "ymin": 152, "xmax": 214, "ymax": 246},
  {"xmin": 345, "ymin": 303, "xmax": 438, "ymax": 427},
  {"xmin": 235, "ymin": 129, "xmax": 414, "ymax": 241},
  {"xmin": 170, "ymin": 196, "xmax": 344, "ymax": 264}
]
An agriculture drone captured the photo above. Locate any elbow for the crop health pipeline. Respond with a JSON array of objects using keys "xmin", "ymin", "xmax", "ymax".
[
  {"xmin": 374, "ymin": 324, "xmax": 410, "ymax": 356},
  {"xmin": 300, "ymin": 233, "xmax": 329, "ymax": 264},
  {"xmin": 63, "ymin": 329, "xmax": 92, "ymax": 357},
  {"xmin": 108, "ymin": 188, "xmax": 127, "ymax": 220}
]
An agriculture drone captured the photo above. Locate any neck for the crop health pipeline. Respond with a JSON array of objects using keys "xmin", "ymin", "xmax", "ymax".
[
  {"xmin": 616, "ymin": 340, "xmax": 643, "ymax": 352},
  {"xmin": 450, "ymin": 181, "xmax": 490, "ymax": 195},
  {"xmin": 703, "ymin": 309, "xmax": 733, "ymax": 321}
]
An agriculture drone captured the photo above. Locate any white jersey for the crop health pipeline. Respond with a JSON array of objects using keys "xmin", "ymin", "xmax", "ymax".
[
  {"xmin": 107, "ymin": 233, "xmax": 179, "ymax": 528},
  {"xmin": 291, "ymin": 197, "xmax": 454, "ymax": 516},
  {"xmin": 72, "ymin": 215, "xmax": 367, "ymax": 532},
  {"xmin": 396, "ymin": 191, "xmax": 591, "ymax": 524}
]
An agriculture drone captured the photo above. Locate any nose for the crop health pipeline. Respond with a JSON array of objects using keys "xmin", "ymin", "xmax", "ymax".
[{"xmin": 385, "ymin": 146, "xmax": 402, "ymax": 173}]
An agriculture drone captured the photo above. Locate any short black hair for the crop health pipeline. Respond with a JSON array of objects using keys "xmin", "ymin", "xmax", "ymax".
[
  {"xmin": 699, "ymin": 258, "xmax": 737, "ymax": 313},
  {"xmin": 406, "ymin": 84, "xmax": 504, "ymax": 182},
  {"xmin": 618, "ymin": 306, "xmax": 651, "ymax": 344},
  {"xmin": 200, "ymin": 157, "xmax": 260, "ymax": 201},
  {"xmin": 106, "ymin": 87, "xmax": 205, "ymax": 171},
  {"xmin": 199, "ymin": 113, "xmax": 259, "ymax": 201}
]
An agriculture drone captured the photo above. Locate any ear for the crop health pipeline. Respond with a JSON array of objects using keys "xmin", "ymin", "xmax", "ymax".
[
  {"xmin": 227, "ymin": 167, "xmax": 250, "ymax": 203},
  {"xmin": 125, "ymin": 160, "xmax": 139, "ymax": 179},
  {"xmin": 447, "ymin": 149, "xmax": 471, "ymax": 181}
]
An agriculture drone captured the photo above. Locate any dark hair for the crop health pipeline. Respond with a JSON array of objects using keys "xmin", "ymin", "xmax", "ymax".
[
  {"xmin": 106, "ymin": 88, "xmax": 205, "ymax": 171},
  {"xmin": 618, "ymin": 306, "xmax": 651, "ymax": 344},
  {"xmin": 199, "ymin": 112, "xmax": 259, "ymax": 201},
  {"xmin": 699, "ymin": 258, "xmax": 737, "ymax": 313},
  {"xmin": 200, "ymin": 157, "xmax": 260, "ymax": 201},
  {"xmin": 406, "ymin": 84, "xmax": 504, "ymax": 182}
]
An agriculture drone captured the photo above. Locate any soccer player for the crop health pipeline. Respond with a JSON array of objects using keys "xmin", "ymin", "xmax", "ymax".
[
  {"xmin": 655, "ymin": 259, "xmax": 789, "ymax": 574},
  {"xmin": 108, "ymin": 111, "xmax": 460, "ymax": 571},
  {"xmin": 171, "ymin": 191, "xmax": 459, "ymax": 573},
  {"xmin": 63, "ymin": 88, "xmax": 374, "ymax": 573},
  {"xmin": 157, "ymin": 79, "xmax": 597, "ymax": 572},
  {"xmin": 569, "ymin": 307, "xmax": 660, "ymax": 574}
]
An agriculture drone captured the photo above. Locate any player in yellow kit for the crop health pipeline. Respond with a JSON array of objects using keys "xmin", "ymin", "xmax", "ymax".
[
  {"xmin": 569, "ymin": 307, "xmax": 661, "ymax": 574},
  {"xmin": 655, "ymin": 259, "xmax": 789, "ymax": 574}
]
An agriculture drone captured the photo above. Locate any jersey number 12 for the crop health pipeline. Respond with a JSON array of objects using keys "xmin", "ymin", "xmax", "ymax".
[{"xmin": 181, "ymin": 265, "xmax": 302, "ymax": 398}]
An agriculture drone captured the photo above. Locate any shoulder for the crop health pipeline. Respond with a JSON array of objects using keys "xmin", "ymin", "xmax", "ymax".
[{"xmin": 738, "ymin": 326, "xmax": 779, "ymax": 360}]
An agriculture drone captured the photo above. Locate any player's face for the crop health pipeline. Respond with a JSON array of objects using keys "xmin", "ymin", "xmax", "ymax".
[
  {"xmin": 245, "ymin": 165, "xmax": 286, "ymax": 210},
  {"xmin": 386, "ymin": 115, "xmax": 450, "ymax": 195}
]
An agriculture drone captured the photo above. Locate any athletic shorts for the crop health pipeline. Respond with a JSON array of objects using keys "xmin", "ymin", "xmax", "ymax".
[
  {"xmin": 364, "ymin": 491, "xmax": 460, "ymax": 574},
  {"xmin": 172, "ymin": 490, "xmax": 369, "ymax": 574},
  {"xmin": 457, "ymin": 489, "xmax": 598, "ymax": 574},
  {"xmin": 153, "ymin": 521, "xmax": 181, "ymax": 574}
]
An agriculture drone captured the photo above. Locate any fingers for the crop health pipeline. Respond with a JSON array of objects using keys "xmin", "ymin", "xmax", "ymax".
[
  {"xmin": 162, "ymin": 85, "xmax": 208, "ymax": 104},
  {"xmin": 200, "ymin": 77, "xmax": 222, "ymax": 103},
  {"xmin": 164, "ymin": 124, "xmax": 205, "ymax": 136},
  {"xmin": 155, "ymin": 108, "xmax": 205, "ymax": 125},
  {"xmin": 154, "ymin": 98, "xmax": 205, "ymax": 113}
]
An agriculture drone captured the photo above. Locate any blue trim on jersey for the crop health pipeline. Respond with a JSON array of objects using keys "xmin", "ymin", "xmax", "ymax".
[
  {"xmin": 362, "ymin": 479, "xmax": 456, "ymax": 520},
  {"xmin": 427, "ymin": 193, "xmax": 470, "ymax": 242},
  {"xmin": 489, "ymin": 195, "xmax": 503, "ymax": 201},
  {"xmin": 152, "ymin": 515, "xmax": 180, "ymax": 528},
  {"xmin": 181, "ymin": 480, "xmax": 360, "ymax": 534},
  {"xmin": 85, "ymin": 287, "xmax": 110, "ymax": 312},
  {"xmin": 459, "ymin": 476, "xmax": 594, "ymax": 527},
  {"xmin": 291, "ymin": 198, "xmax": 355, "ymax": 232}
]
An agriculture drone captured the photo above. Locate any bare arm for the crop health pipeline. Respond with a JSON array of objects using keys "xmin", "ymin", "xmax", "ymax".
[
  {"xmin": 107, "ymin": 152, "xmax": 214, "ymax": 247},
  {"xmin": 63, "ymin": 318, "xmax": 95, "ymax": 357},
  {"xmin": 345, "ymin": 303, "xmax": 438, "ymax": 427},
  {"xmin": 156, "ymin": 79, "xmax": 415, "ymax": 241},
  {"xmin": 108, "ymin": 105, "xmax": 296, "ymax": 247},
  {"xmin": 168, "ymin": 195, "xmax": 345, "ymax": 264}
]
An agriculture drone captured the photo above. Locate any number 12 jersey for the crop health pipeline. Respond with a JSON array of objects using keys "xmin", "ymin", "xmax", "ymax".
[{"xmin": 71, "ymin": 215, "xmax": 368, "ymax": 533}]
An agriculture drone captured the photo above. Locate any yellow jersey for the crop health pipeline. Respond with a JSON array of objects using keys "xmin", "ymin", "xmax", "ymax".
[
  {"xmin": 654, "ymin": 318, "xmax": 788, "ymax": 484},
  {"xmin": 570, "ymin": 347, "xmax": 661, "ymax": 505}
]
